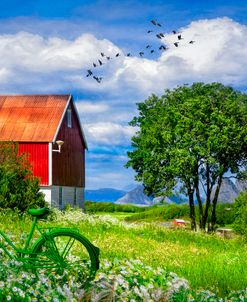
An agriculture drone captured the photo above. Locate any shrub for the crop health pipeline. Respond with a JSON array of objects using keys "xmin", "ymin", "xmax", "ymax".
[
  {"xmin": 0, "ymin": 142, "xmax": 45, "ymax": 213},
  {"xmin": 163, "ymin": 204, "xmax": 190, "ymax": 220},
  {"xmin": 125, "ymin": 204, "xmax": 190, "ymax": 222},
  {"xmin": 85, "ymin": 201, "xmax": 146, "ymax": 213},
  {"xmin": 215, "ymin": 204, "xmax": 235, "ymax": 226},
  {"xmin": 233, "ymin": 190, "xmax": 247, "ymax": 238}
]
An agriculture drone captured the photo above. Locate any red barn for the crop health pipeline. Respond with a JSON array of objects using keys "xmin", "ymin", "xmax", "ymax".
[{"xmin": 0, "ymin": 95, "xmax": 87, "ymax": 209}]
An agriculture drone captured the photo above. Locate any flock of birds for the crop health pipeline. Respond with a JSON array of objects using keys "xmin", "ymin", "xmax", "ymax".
[{"xmin": 86, "ymin": 19, "xmax": 196, "ymax": 83}]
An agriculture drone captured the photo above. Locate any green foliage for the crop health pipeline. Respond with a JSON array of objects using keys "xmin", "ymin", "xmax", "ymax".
[
  {"xmin": 233, "ymin": 190, "xmax": 247, "ymax": 238},
  {"xmin": 86, "ymin": 202, "xmax": 235, "ymax": 227},
  {"xmin": 0, "ymin": 142, "xmax": 45, "ymax": 213},
  {"xmin": 127, "ymin": 82, "xmax": 247, "ymax": 230},
  {"xmin": 85, "ymin": 201, "xmax": 146, "ymax": 213},
  {"xmin": 214, "ymin": 204, "xmax": 235, "ymax": 226},
  {"xmin": 199, "ymin": 203, "xmax": 235, "ymax": 227},
  {"xmin": 125, "ymin": 204, "xmax": 190, "ymax": 222}
]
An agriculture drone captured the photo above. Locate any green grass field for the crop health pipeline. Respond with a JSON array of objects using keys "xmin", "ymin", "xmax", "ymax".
[{"xmin": 0, "ymin": 207, "xmax": 246, "ymax": 299}]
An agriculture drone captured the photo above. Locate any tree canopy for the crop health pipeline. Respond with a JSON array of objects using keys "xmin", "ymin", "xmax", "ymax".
[{"xmin": 127, "ymin": 82, "xmax": 247, "ymax": 230}]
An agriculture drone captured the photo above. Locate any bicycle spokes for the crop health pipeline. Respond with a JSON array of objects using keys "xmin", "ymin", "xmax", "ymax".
[
  {"xmin": 31, "ymin": 231, "xmax": 99, "ymax": 284},
  {"xmin": 60, "ymin": 236, "xmax": 76, "ymax": 259}
]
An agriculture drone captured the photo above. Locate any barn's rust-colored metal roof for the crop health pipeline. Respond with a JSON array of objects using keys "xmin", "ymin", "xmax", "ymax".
[{"xmin": 0, "ymin": 95, "xmax": 71, "ymax": 142}]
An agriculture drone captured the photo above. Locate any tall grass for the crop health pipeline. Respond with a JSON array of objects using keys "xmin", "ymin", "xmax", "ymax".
[{"xmin": 0, "ymin": 208, "xmax": 246, "ymax": 296}]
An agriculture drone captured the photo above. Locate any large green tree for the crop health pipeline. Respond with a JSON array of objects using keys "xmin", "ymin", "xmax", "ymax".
[
  {"xmin": 0, "ymin": 142, "xmax": 45, "ymax": 213},
  {"xmin": 127, "ymin": 83, "xmax": 247, "ymax": 231}
]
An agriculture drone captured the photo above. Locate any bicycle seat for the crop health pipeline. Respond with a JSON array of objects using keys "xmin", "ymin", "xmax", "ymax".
[{"xmin": 28, "ymin": 207, "xmax": 50, "ymax": 218}]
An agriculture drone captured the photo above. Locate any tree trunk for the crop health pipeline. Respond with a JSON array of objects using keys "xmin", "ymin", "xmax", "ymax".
[
  {"xmin": 208, "ymin": 175, "xmax": 223, "ymax": 232},
  {"xmin": 188, "ymin": 187, "xmax": 196, "ymax": 231},
  {"xmin": 202, "ymin": 198, "xmax": 210, "ymax": 230},
  {"xmin": 195, "ymin": 179, "xmax": 203, "ymax": 229},
  {"xmin": 201, "ymin": 162, "xmax": 212, "ymax": 230}
]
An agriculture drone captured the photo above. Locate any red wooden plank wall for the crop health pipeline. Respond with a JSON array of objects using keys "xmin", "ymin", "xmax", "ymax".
[
  {"xmin": 18, "ymin": 143, "xmax": 49, "ymax": 185},
  {"xmin": 52, "ymin": 103, "xmax": 85, "ymax": 187}
]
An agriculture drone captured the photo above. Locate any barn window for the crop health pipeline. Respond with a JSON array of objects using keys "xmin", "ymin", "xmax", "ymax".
[{"xmin": 67, "ymin": 109, "xmax": 72, "ymax": 128}]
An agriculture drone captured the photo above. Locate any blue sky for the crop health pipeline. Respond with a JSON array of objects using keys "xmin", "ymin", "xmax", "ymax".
[{"xmin": 0, "ymin": 0, "xmax": 247, "ymax": 189}]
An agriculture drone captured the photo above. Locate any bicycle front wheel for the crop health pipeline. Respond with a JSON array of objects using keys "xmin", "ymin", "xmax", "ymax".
[{"xmin": 32, "ymin": 230, "xmax": 99, "ymax": 283}]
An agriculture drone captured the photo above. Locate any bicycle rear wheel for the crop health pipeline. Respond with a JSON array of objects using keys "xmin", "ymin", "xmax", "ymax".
[{"xmin": 32, "ymin": 230, "xmax": 99, "ymax": 284}]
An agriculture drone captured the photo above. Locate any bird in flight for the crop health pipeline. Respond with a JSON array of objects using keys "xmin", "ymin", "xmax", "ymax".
[
  {"xmin": 85, "ymin": 18, "xmax": 196, "ymax": 83},
  {"xmin": 151, "ymin": 19, "xmax": 162, "ymax": 27},
  {"xmin": 93, "ymin": 76, "xmax": 102, "ymax": 83},
  {"xmin": 86, "ymin": 69, "xmax": 93, "ymax": 77},
  {"xmin": 159, "ymin": 45, "xmax": 167, "ymax": 50}
]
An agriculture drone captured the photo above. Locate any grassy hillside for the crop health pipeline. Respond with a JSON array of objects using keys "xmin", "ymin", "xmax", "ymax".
[
  {"xmin": 85, "ymin": 202, "xmax": 236, "ymax": 227},
  {"xmin": 0, "ymin": 208, "xmax": 246, "ymax": 301}
]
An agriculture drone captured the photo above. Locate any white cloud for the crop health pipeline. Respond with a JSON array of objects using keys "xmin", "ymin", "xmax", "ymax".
[
  {"xmin": 84, "ymin": 122, "xmax": 136, "ymax": 146},
  {"xmin": 158, "ymin": 17, "xmax": 247, "ymax": 85},
  {"xmin": 0, "ymin": 32, "xmax": 117, "ymax": 72},
  {"xmin": 86, "ymin": 171, "xmax": 131, "ymax": 189},
  {"xmin": 0, "ymin": 31, "xmax": 121, "ymax": 92},
  {"xmin": 76, "ymin": 101, "xmax": 109, "ymax": 114},
  {"xmin": 0, "ymin": 68, "xmax": 12, "ymax": 83},
  {"xmin": 1, "ymin": 17, "xmax": 247, "ymax": 148},
  {"xmin": 75, "ymin": 98, "xmax": 138, "ymax": 126},
  {"xmin": 0, "ymin": 17, "xmax": 247, "ymax": 95},
  {"xmin": 114, "ymin": 17, "xmax": 247, "ymax": 92}
]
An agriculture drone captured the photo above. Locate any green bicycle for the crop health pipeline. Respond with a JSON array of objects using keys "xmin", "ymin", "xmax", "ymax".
[{"xmin": 0, "ymin": 207, "xmax": 100, "ymax": 283}]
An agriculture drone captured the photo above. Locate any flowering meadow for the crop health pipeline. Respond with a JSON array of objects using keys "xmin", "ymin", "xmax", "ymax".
[{"xmin": 0, "ymin": 208, "xmax": 246, "ymax": 301}]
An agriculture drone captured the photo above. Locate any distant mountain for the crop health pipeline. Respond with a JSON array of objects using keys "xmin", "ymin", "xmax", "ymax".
[
  {"xmin": 115, "ymin": 185, "xmax": 152, "ymax": 205},
  {"xmin": 235, "ymin": 179, "xmax": 247, "ymax": 193},
  {"xmin": 85, "ymin": 188, "xmax": 126, "ymax": 202},
  {"xmin": 122, "ymin": 183, "xmax": 139, "ymax": 192},
  {"xmin": 216, "ymin": 178, "xmax": 239, "ymax": 203},
  {"xmin": 153, "ymin": 179, "xmax": 246, "ymax": 205},
  {"xmin": 153, "ymin": 195, "xmax": 187, "ymax": 205},
  {"xmin": 152, "ymin": 196, "xmax": 174, "ymax": 205},
  {"xmin": 85, "ymin": 179, "xmax": 247, "ymax": 205}
]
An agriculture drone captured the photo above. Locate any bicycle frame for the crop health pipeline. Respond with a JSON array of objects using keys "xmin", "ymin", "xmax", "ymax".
[
  {"xmin": 0, "ymin": 217, "xmax": 81, "ymax": 266},
  {"xmin": 0, "ymin": 216, "xmax": 42, "ymax": 259},
  {"xmin": 0, "ymin": 210, "xmax": 100, "ymax": 278}
]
